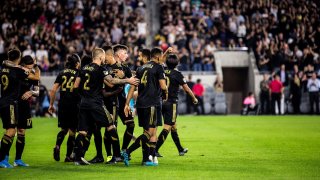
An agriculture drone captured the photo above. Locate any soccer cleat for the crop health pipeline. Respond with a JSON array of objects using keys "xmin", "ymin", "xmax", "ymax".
[
  {"xmin": 0, "ymin": 160, "xmax": 8, "ymax": 168},
  {"xmin": 74, "ymin": 157, "xmax": 90, "ymax": 166},
  {"xmin": 142, "ymin": 160, "xmax": 156, "ymax": 166},
  {"xmin": 155, "ymin": 151, "xmax": 163, "ymax": 157},
  {"xmin": 153, "ymin": 156, "xmax": 158, "ymax": 166},
  {"xmin": 88, "ymin": 156, "xmax": 104, "ymax": 163},
  {"xmin": 179, "ymin": 148, "xmax": 188, "ymax": 156},
  {"xmin": 120, "ymin": 150, "xmax": 129, "ymax": 166},
  {"xmin": 3, "ymin": 156, "xmax": 13, "ymax": 168},
  {"xmin": 64, "ymin": 156, "xmax": 75, "ymax": 162},
  {"xmin": 53, "ymin": 146, "xmax": 60, "ymax": 161},
  {"xmin": 14, "ymin": 159, "xmax": 29, "ymax": 167},
  {"xmin": 106, "ymin": 156, "xmax": 113, "ymax": 162},
  {"xmin": 105, "ymin": 156, "xmax": 117, "ymax": 164}
]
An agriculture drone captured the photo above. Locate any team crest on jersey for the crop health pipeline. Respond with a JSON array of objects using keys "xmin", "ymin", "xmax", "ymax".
[{"xmin": 103, "ymin": 71, "xmax": 109, "ymax": 76}]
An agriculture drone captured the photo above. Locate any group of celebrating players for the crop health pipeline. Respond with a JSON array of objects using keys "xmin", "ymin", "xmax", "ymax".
[{"xmin": 0, "ymin": 44, "xmax": 198, "ymax": 168}]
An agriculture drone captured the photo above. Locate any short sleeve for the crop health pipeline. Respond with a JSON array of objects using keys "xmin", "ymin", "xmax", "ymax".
[
  {"xmin": 157, "ymin": 65, "xmax": 165, "ymax": 80},
  {"xmin": 54, "ymin": 73, "xmax": 63, "ymax": 84},
  {"xmin": 176, "ymin": 72, "xmax": 187, "ymax": 85}
]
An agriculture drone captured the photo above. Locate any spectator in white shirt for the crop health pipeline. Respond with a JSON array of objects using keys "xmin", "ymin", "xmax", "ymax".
[
  {"xmin": 307, "ymin": 72, "xmax": 320, "ymax": 114},
  {"xmin": 22, "ymin": 44, "xmax": 35, "ymax": 59},
  {"xmin": 36, "ymin": 44, "xmax": 50, "ymax": 71}
]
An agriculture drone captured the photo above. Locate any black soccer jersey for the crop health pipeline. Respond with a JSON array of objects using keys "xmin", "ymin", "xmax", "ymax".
[
  {"xmin": 78, "ymin": 63, "xmax": 111, "ymax": 108},
  {"xmin": 20, "ymin": 78, "xmax": 39, "ymax": 97},
  {"xmin": 54, "ymin": 68, "xmax": 80, "ymax": 104},
  {"xmin": 136, "ymin": 61, "xmax": 165, "ymax": 108},
  {"xmin": 0, "ymin": 66, "xmax": 29, "ymax": 107},
  {"xmin": 164, "ymin": 69, "xmax": 186, "ymax": 103},
  {"xmin": 103, "ymin": 63, "xmax": 123, "ymax": 105}
]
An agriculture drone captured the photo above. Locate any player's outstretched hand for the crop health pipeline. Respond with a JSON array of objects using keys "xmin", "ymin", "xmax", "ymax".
[
  {"xmin": 124, "ymin": 105, "xmax": 132, "ymax": 117},
  {"xmin": 21, "ymin": 91, "xmax": 33, "ymax": 100},
  {"xmin": 193, "ymin": 98, "xmax": 198, "ymax": 104},
  {"xmin": 48, "ymin": 105, "xmax": 55, "ymax": 114},
  {"xmin": 128, "ymin": 76, "xmax": 139, "ymax": 86}
]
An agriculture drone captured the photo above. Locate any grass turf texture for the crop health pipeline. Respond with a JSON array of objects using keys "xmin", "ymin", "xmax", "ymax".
[{"xmin": 0, "ymin": 116, "xmax": 320, "ymax": 179}]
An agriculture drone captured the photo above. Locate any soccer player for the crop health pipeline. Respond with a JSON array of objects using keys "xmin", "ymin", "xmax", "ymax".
[
  {"xmin": 88, "ymin": 45, "xmax": 124, "ymax": 164},
  {"xmin": 72, "ymin": 48, "xmax": 138, "ymax": 165},
  {"xmin": 0, "ymin": 49, "xmax": 40, "ymax": 168},
  {"xmin": 155, "ymin": 54, "xmax": 198, "ymax": 157},
  {"xmin": 48, "ymin": 54, "xmax": 81, "ymax": 162},
  {"xmin": 113, "ymin": 45, "xmax": 136, "ymax": 151},
  {"xmin": 2, "ymin": 55, "xmax": 40, "ymax": 167},
  {"xmin": 122, "ymin": 47, "xmax": 168, "ymax": 166}
]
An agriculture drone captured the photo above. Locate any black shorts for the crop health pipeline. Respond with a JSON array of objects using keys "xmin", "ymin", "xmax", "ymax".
[
  {"xmin": 18, "ymin": 100, "xmax": 32, "ymax": 129},
  {"xmin": 58, "ymin": 103, "xmax": 79, "ymax": 129},
  {"xmin": 105, "ymin": 101, "xmax": 118, "ymax": 126},
  {"xmin": 162, "ymin": 102, "xmax": 178, "ymax": 126},
  {"xmin": 0, "ymin": 101, "xmax": 18, "ymax": 129},
  {"xmin": 78, "ymin": 105, "xmax": 113, "ymax": 132},
  {"xmin": 118, "ymin": 95, "xmax": 134, "ymax": 124},
  {"xmin": 137, "ymin": 106, "xmax": 162, "ymax": 130}
]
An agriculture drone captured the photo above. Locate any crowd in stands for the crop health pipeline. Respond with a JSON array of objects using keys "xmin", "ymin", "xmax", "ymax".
[
  {"xmin": 0, "ymin": 0, "xmax": 147, "ymax": 73},
  {"xmin": 158, "ymin": 0, "xmax": 320, "ymax": 72}
]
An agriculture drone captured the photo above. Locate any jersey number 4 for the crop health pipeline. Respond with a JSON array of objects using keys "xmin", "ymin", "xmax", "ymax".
[
  {"xmin": 61, "ymin": 76, "xmax": 75, "ymax": 92},
  {"xmin": 141, "ymin": 70, "xmax": 148, "ymax": 86}
]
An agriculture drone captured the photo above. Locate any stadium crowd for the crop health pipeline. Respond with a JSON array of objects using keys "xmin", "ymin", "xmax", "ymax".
[{"xmin": 0, "ymin": 0, "xmax": 147, "ymax": 72}]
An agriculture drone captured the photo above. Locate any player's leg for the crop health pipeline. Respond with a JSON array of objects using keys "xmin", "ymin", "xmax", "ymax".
[
  {"xmin": 171, "ymin": 123, "xmax": 188, "ymax": 156},
  {"xmin": 14, "ymin": 128, "xmax": 29, "ymax": 166},
  {"xmin": 156, "ymin": 103, "xmax": 175, "ymax": 157},
  {"xmin": 118, "ymin": 98, "xmax": 135, "ymax": 150},
  {"xmin": 53, "ymin": 128, "xmax": 67, "ymax": 161},
  {"xmin": 104, "ymin": 104, "xmax": 117, "ymax": 163},
  {"xmin": 74, "ymin": 109, "xmax": 91, "ymax": 165},
  {"xmin": 65, "ymin": 129, "xmax": 76, "ymax": 162},
  {"xmin": 88, "ymin": 126, "xmax": 104, "ymax": 163},
  {"xmin": 0, "ymin": 104, "xmax": 18, "ymax": 168}
]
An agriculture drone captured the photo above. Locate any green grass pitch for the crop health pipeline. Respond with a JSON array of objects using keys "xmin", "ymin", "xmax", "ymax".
[{"xmin": 0, "ymin": 116, "xmax": 320, "ymax": 179}]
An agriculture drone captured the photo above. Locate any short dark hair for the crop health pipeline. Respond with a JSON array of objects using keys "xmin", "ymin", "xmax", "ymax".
[
  {"xmin": 66, "ymin": 53, "xmax": 80, "ymax": 69},
  {"xmin": 8, "ymin": 49, "xmax": 21, "ymax": 61},
  {"xmin": 196, "ymin": 79, "xmax": 201, "ymax": 83},
  {"xmin": 20, "ymin": 55, "xmax": 34, "ymax": 65},
  {"xmin": 102, "ymin": 44, "xmax": 114, "ymax": 54},
  {"xmin": 150, "ymin": 47, "xmax": 163, "ymax": 59},
  {"xmin": 113, "ymin": 44, "xmax": 128, "ymax": 54},
  {"xmin": 166, "ymin": 54, "xmax": 179, "ymax": 70},
  {"xmin": 140, "ymin": 48, "xmax": 151, "ymax": 60},
  {"xmin": 248, "ymin": 92, "xmax": 253, "ymax": 96},
  {"xmin": 81, "ymin": 54, "xmax": 92, "ymax": 68}
]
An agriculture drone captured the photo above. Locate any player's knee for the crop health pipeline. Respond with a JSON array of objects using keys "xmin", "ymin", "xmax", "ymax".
[
  {"xmin": 163, "ymin": 124, "xmax": 172, "ymax": 131},
  {"xmin": 17, "ymin": 129, "xmax": 26, "ymax": 135},
  {"xmin": 68, "ymin": 129, "xmax": 76, "ymax": 136},
  {"xmin": 171, "ymin": 126, "xmax": 177, "ymax": 132},
  {"xmin": 6, "ymin": 128, "xmax": 16, "ymax": 137},
  {"xmin": 79, "ymin": 131, "xmax": 87, "ymax": 136}
]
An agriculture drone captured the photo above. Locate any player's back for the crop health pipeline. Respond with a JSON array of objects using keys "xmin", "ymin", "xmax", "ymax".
[
  {"xmin": 78, "ymin": 63, "xmax": 106, "ymax": 108},
  {"xmin": 136, "ymin": 61, "xmax": 165, "ymax": 108},
  {"xmin": 165, "ymin": 69, "xmax": 186, "ymax": 103},
  {"xmin": 0, "ymin": 66, "xmax": 29, "ymax": 107},
  {"xmin": 55, "ymin": 68, "xmax": 79, "ymax": 104}
]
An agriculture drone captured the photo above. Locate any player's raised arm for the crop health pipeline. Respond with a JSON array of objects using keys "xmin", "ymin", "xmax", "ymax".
[{"xmin": 27, "ymin": 65, "xmax": 40, "ymax": 81}]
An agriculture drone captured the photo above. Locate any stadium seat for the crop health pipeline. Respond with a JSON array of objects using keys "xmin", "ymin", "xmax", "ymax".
[
  {"xmin": 204, "ymin": 102, "xmax": 212, "ymax": 114},
  {"xmin": 214, "ymin": 93, "xmax": 227, "ymax": 114}
]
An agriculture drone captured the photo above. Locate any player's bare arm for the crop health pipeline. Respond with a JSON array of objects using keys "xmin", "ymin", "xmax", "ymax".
[
  {"xmin": 182, "ymin": 84, "xmax": 198, "ymax": 104},
  {"xmin": 48, "ymin": 83, "xmax": 60, "ymax": 114}
]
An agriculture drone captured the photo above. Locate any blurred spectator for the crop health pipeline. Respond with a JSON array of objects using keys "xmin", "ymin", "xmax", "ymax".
[
  {"xmin": 242, "ymin": 92, "xmax": 258, "ymax": 114},
  {"xmin": 192, "ymin": 79, "xmax": 205, "ymax": 115},
  {"xmin": 260, "ymin": 73, "xmax": 270, "ymax": 114},
  {"xmin": 269, "ymin": 74, "xmax": 283, "ymax": 115},
  {"xmin": 307, "ymin": 72, "xmax": 320, "ymax": 114},
  {"xmin": 290, "ymin": 73, "xmax": 301, "ymax": 114},
  {"xmin": 214, "ymin": 74, "xmax": 223, "ymax": 93}
]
